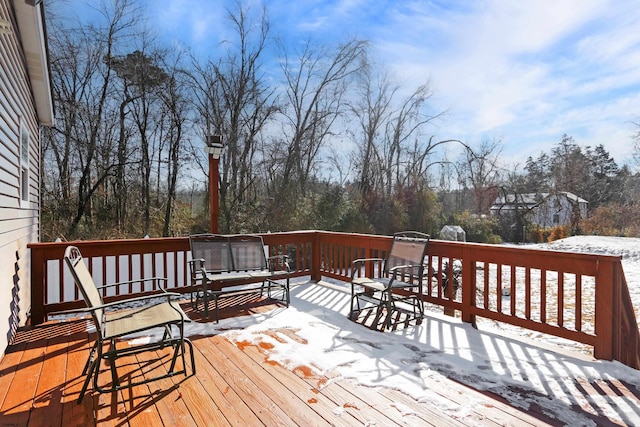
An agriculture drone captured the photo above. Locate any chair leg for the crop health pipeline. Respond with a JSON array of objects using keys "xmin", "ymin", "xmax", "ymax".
[
  {"xmin": 382, "ymin": 288, "xmax": 393, "ymax": 330},
  {"xmin": 91, "ymin": 342, "xmax": 109, "ymax": 398},
  {"xmin": 107, "ymin": 340, "xmax": 119, "ymax": 389},
  {"xmin": 77, "ymin": 345, "xmax": 98, "ymax": 404},
  {"xmin": 203, "ymin": 284, "xmax": 209, "ymax": 319},
  {"xmin": 168, "ymin": 323, "xmax": 189, "ymax": 376},
  {"xmin": 214, "ymin": 293, "xmax": 220, "ymax": 323},
  {"xmin": 349, "ymin": 283, "xmax": 357, "ymax": 320},
  {"xmin": 81, "ymin": 340, "xmax": 99, "ymax": 375},
  {"xmin": 168, "ymin": 340, "xmax": 181, "ymax": 374},
  {"xmin": 78, "ymin": 328, "xmax": 196, "ymax": 404},
  {"xmin": 185, "ymin": 338, "xmax": 196, "ymax": 375},
  {"xmin": 285, "ymin": 279, "xmax": 290, "ymax": 306}
]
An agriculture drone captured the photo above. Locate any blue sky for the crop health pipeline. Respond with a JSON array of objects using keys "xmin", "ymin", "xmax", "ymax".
[{"xmin": 68, "ymin": 0, "xmax": 640, "ymax": 167}]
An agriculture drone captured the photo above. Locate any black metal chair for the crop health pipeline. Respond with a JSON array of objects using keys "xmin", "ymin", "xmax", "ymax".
[
  {"xmin": 64, "ymin": 246, "xmax": 195, "ymax": 403},
  {"xmin": 350, "ymin": 231, "xmax": 430, "ymax": 330}
]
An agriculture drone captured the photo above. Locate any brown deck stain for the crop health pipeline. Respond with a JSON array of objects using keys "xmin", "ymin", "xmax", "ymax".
[
  {"xmin": 293, "ymin": 365, "xmax": 314, "ymax": 378},
  {"xmin": 258, "ymin": 341, "xmax": 274, "ymax": 350},
  {"xmin": 234, "ymin": 340, "xmax": 253, "ymax": 351}
]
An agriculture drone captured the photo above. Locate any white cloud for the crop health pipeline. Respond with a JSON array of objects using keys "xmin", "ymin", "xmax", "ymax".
[
  {"xmin": 150, "ymin": 0, "xmax": 228, "ymax": 55},
  {"xmin": 151, "ymin": 0, "xmax": 640, "ymax": 165},
  {"xmin": 366, "ymin": 2, "xmax": 636, "ymax": 154}
]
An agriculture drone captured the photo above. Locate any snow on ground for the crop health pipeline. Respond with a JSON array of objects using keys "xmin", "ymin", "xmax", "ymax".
[
  {"xmin": 464, "ymin": 236, "xmax": 640, "ymax": 354},
  {"xmin": 178, "ymin": 277, "xmax": 640, "ymax": 426},
  {"xmin": 133, "ymin": 236, "xmax": 640, "ymax": 426},
  {"xmin": 544, "ymin": 236, "xmax": 640, "ymax": 301},
  {"xmin": 529, "ymin": 236, "xmax": 640, "ymax": 338}
]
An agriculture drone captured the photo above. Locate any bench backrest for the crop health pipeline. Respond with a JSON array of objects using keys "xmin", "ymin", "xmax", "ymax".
[
  {"xmin": 229, "ymin": 235, "xmax": 268, "ymax": 271},
  {"xmin": 64, "ymin": 245, "xmax": 104, "ymax": 331},
  {"xmin": 189, "ymin": 234, "xmax": 268, "ymax": 274},
  {"xmin": 384, "ymin": 231, "xmax": 430, "ymax": 277},
  {"xmin": 189, "ymin": 234, "xmax": 233, "ymax": 273}
]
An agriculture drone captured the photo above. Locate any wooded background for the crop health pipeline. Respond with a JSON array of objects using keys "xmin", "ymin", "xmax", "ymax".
[{"xmin": 41, "ymin": 0, "xmax": 640, "ymax": 243}]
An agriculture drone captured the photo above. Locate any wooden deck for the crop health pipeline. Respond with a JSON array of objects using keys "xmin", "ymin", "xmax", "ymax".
[{"xmin": 0, "ymin": 295, "xmax": 635, "ymax": 426}]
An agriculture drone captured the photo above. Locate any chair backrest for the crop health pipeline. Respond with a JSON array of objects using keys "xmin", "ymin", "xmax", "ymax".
[
  {"xmin": 189, "ymin": 234, "xmax": 268, "ymax": 273},
  {"xmin": 189, "ymin": 234, "xmax": 232, "ymax": 273},
  {"xmin": 229, "ymin": 235, "xmax": 268, "ymax": 271},
  {"xmin": 64, "ymin": 246, "xmax": 104, "ymax": 330},
  {"xmin": 384, "ymin": 231, "xmax": 430, "ymax": 277}
]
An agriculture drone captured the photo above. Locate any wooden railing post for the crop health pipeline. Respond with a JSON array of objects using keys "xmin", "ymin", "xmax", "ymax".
[
  {"xmin": 311, "ymin": 231, "xmax": 322, "ymax": 282},
  {"xmin": 460, "ymin": 244, "xmax": 476, "ymax": 326},
  {"xmin": 619, "ymin": 270, "xmax": 640, "ymax": 369},
  {"xmin": 29, "ymin": 246, "xmax": 45, "ymax": 325},
  {"xmin": 594, "ymin": 258, "xmax": 615, "ymax": 361},
  {"xmin": 365, "ymin": 238, "xmax": 375, "ymax": 279}
]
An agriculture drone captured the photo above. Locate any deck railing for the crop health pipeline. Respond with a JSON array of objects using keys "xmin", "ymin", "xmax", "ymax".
[{"xmin": 28, "ymin": 230, "xmax": 640, "ymax": 369}]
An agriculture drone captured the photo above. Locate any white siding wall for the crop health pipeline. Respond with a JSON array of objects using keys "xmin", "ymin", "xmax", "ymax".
[
  {"xmin": 529, "ymin": 195, "xmax": 584, "ymax": 228},
  {"xmin": 0, "ymin": 0, "xmax": 41, "ymax": 351}
]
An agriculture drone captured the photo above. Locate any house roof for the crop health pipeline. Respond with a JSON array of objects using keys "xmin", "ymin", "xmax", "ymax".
[
  {"xmin": 14, "ymin": 1, "xmax": 54, "ymax": 126},
  {"xmin": 490, "ymin": 191, "xmax": 588, "ymax": 210}
]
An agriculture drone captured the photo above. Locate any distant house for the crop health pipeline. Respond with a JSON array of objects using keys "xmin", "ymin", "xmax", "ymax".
[
  {"xmin": 490, "ymin": 192, "xmax": 588, "ymax": 228},
  {"xmin": 0, "ymin": 0, "xmax": 54, "ymax": 351}
]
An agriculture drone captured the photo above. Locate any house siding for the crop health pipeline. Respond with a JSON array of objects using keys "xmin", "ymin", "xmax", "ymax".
[
  {"xmin": 530, "ymin": 195, "xmax": 572, "ymax": 228},
  {"xmin": 490, "ymin": 192, "xmax": 588, "ymax": 229},
  {"xmin": 0, "ymin": 0, "xmax": 42, "ymax": 351}
]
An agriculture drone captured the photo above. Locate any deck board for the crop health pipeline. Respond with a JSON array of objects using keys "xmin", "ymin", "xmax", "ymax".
[
  {"xmin": 213, "ymin": 337, "xmax": 332, "ymax": 426},
  {"xmin": 193, "ymin": 335, "xmax": 265, "ymax": 425},
  {"xmin": 1, "ymin": 337, "xmax": 45, "ymax": 426},
  {"xmin": 61, "ymin": 335, "xmax": 95, "ymax": 427},
  {"xmin": 201, "ymin": 337, "xmax": 297, "ymax": 426},
  {"xmin": 0, "ymin": 297, "xmax": 635, "ymax": 426},
  {"xmin": 27, "ymin": 331, "xmax": 68, "ymax": 426},
  {"xmin": 238, "ymin": 343, "xmax": 365, "ymax": 426}
]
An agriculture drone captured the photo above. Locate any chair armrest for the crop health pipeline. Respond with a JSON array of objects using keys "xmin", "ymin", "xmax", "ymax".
[
  {"xmin": 268, "ymin": 254, "xmax": 290, "ymax": 272},
  {"xmin": 388, "ymin": 264, "xmax": 414, "ymax": 273},
  {"xmin": 352, "ymin": 258, "xmax": 384, "ymax": 265},
  {"xmin": 351, "ymin": 258, "xmax": 384, "ymax": 279},
  {"xmin": 91, "ymin": 291, "xmax": 183, "ymax": 311},
  {"xmin": 188, "ymin": 258, "xmax": 205, "ymax": 266},
  {"xmin": 187, "ymin": 258, "xmax": 205, "ymax": 272},
  {"xmin": 388, "ymin": 264, "xmax": 425, "ymax": 285}
]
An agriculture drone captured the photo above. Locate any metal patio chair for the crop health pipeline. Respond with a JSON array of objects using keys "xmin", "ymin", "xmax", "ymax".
[
  {"xmin": 64, "ymin": 246, "xmax": 195, "ymax": 403},
  {"xmin": 350, "ymin": 231, "xmax": 430, "ymax": 330}
]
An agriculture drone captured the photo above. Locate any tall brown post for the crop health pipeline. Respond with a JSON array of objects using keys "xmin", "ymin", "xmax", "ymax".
[
  {"xmin": 206, "ymin": 135, "xmax": 223, "ymax": 234},
  {"xmin": 209, "ymin": 153, "xmax": 220, "ymax": 234}
]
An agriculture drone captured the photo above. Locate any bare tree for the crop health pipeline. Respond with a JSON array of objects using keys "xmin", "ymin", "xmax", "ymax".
[
  {"xmin": 156, "ymin": 53, "xmax": 191, "ymax": 236},
  {"xmin": 347, "ymin": 60, "xmax": 456, "ymax": 233},
  {"xmin": 189, "ymin": 1, "xmax": 277, "ymax": 232},
  {"xmin": 111, "ymin": 48, "xmax": 170, "ymax": 234},
  {"xmin": 276, "ymin": 38, "xmax": 368, "ymax": 196},
  {"xmin": 457, "ymin": 138, "xmax": 503, "ymax": 213},
  {"xmin": 350, "ymin": 65, "xmax": 397, "ymax": 197},
  {"xmin": 632, "ymin": 120, "xmax": 640, "ymax": 170},
  {"xmin": 44, "ymin": 0, "xmax": 143, "ymax": 237}
]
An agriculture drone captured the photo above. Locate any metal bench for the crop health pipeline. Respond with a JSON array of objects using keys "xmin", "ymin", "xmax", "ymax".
[{"xmin": 188, "ymin": 234, "xmax": 290, "ymax": 321}]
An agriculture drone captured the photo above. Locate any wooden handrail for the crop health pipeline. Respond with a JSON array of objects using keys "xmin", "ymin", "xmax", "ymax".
[{"xmin": 28, "ymin": 230, "xmax": 640, "ymax": 369}]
